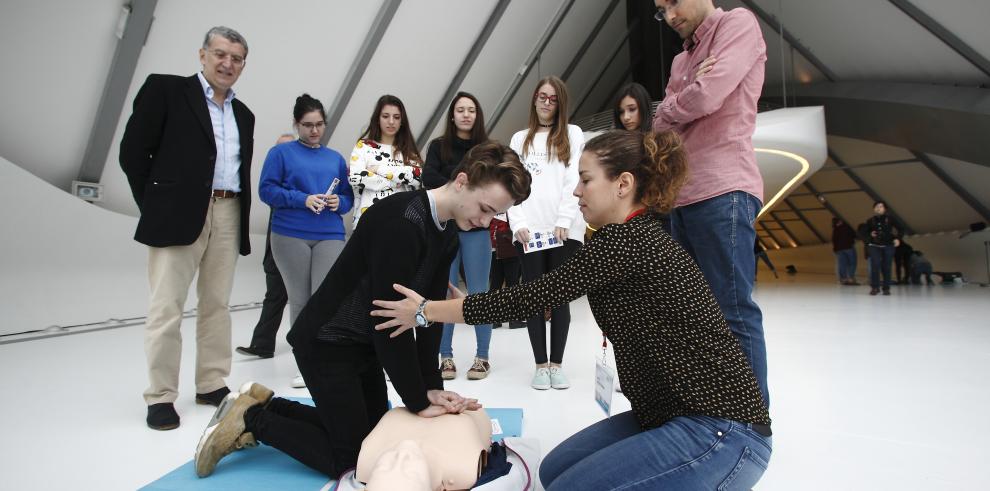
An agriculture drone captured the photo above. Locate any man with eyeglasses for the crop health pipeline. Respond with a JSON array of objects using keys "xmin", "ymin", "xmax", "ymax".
[
  {"xmin": 651, "ymin": 0, "xmax": 771, "ymax": 406},
  {"xmin": 120, "ymin": 26, "xmax": 255, "ymax": 431}
]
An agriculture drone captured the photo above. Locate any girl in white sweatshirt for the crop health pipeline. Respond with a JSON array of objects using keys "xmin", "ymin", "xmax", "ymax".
[{"xmin": 507, "ymin": 75, "xmax": 585, "ymax": 391}]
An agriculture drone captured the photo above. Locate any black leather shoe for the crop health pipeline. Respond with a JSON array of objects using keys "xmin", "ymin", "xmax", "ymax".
[
  {"xmin": 147, "ymin": 403, "xmax": 180, "ymax": 431},
  {"xmin": 235, "ymin": 346, "xmax": 274, "ymax": 359},
  {"xmin": 196, "ymin": 386, "xmax": 232, "ymax": 407}
]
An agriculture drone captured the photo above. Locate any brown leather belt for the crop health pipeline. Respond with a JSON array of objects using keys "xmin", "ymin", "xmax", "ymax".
[{"xmin": 212, "ymin": 189, "xmax": 239, "ymax": 198}]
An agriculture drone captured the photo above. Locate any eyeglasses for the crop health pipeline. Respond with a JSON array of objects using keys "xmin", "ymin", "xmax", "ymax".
[
  {"xmin": 535, "ymin": 93, "xmax": 558, "ymax": 106},
  {"xmin": 209, "ymin": 49, "xmax": 246, "ymax": 66},
  {"xmin": 299, "ymin": 121, "xmax": 326, "ymax": 131}
]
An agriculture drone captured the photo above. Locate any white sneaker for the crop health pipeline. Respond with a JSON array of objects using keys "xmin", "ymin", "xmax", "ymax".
[
  {"xmin": 549, "ymin": 366, "xmax": 570, "ymax": 389},
  {"xmin": 531, "ymin": 367, "xmax": 551, "ymax": 390},
  {"xmin": 291, "ymin": 374, "xmax": 306, "ymax": 388}
]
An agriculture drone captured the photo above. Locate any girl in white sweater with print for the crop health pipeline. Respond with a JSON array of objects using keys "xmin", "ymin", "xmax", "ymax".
[
  {"xmin": 349, "ymin": 95, "xmax": 423, "ymax": 227},
  {"xmin": 508, "ymin": 75, "xmax": 585, "ymax": 391}
]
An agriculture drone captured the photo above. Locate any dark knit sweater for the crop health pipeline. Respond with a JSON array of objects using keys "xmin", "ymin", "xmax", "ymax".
[
  {"xmin": 463, "ymin": 213, "xmax": 770, "ymax": 430},
  {"xmin": 286, "ymin": 190, "xmax": 459, "ymax": 412}
]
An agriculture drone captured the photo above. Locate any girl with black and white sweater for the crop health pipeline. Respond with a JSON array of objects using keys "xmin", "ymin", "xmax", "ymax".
[{"xmin": 348, "ymin": 95, "xmax": 422, "ymax": 227}]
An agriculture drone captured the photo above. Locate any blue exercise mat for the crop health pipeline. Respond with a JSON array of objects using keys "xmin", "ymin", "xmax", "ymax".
[{"xmin": 142, "ymin": 400, "xmax": 523, "ymax": 490}]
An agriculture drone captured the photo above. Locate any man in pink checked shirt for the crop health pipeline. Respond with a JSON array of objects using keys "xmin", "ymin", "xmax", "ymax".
[{"xmin": 653, "ymin": 0, "xmax": 770, "ymax": 405}]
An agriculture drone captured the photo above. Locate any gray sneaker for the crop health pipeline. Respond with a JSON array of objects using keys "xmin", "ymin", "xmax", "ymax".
[
  {"xmin": 549, "ymin": 366, "xmax": 570, "ymax": 389},
  {"xmin": 531, "ymin": 367, "xmax": 551, "ymax": 390}
]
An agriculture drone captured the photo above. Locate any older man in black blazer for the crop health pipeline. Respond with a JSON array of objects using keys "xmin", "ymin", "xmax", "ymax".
[{"xmin": 120, "ymin": 26, "xmax": 255, "ymax": 431}]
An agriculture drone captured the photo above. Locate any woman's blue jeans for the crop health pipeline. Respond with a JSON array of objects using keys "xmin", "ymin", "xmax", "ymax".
[
  {"xmin": 540, "ymin": 411, "xmax": 772, "ymax": 490},
  {"xmin": 440, "ymin": 230, "xmax": 492, "ymax": 359},
  {"xmin": 670, "ymin": 191, "xmax": 769, "ymax": 405}
]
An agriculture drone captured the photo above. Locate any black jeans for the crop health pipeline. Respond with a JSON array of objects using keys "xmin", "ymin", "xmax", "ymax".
[
  {"xmin": 490, "ymin": 252, "xmax": 521, "ymax": 290},
  {"xmin": 247, "ymin": 227, "xmax": 288, "ymax": 353},
  {"xmin": 517, "ymin": 239, "xmax": 580, "ymax": 365},
  {"xmin": 244, "ymin": 342, "xmax": 388, "ymax": 477}
]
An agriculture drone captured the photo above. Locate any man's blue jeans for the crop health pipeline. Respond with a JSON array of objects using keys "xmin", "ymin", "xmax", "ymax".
[
  {"xmin": 440, "ymin": 230, "xmax": 493, "ymax": 359},
  {"xmin": 540, "ymin": 411, "xmax": 772, "ymax": 490},
  {"xmin": 835, "ymin": 248, "xmax": 857, "ymax": 281},
  {"xmin": 868, "ymin": 244, "xmax": 895, "ymax": 290},
  {"xmin": 670, "ymin": 191, "xmax": 769, "ymax": 404}
]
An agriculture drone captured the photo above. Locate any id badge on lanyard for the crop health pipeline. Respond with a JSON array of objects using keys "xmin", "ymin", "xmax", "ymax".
[{"xmin": 594, "ymin": 336, "xmax": 616, "ymax": 416}]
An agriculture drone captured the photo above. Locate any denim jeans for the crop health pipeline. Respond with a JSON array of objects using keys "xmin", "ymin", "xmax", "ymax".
[
  {"xmin": 440, "ymin": 230, "xmax": 493, "ymax": 359},
  {"xmin": 835, "ymin": 248, "xmax": 857, "ymax": 281},
  {"xmin": 540, "ymin": 411, "xmax": 772, "ymax": 490},
  {"xmin": 868, "ymin": 244, "xmax": 895, "ymax": 290},
  {"xmin": 670, "ymin": 191, "xmax": 769, "ymax": 405}
]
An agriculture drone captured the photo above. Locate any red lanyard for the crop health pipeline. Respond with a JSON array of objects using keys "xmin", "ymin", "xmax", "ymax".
[{"xmin": 624, "ymin": 208, "xmax": 647, "ymax": 222}]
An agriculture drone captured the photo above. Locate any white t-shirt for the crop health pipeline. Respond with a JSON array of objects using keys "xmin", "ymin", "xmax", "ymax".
[{"xmin": 507, "ymin": 124, "xmax": 586, "ymax": 243}]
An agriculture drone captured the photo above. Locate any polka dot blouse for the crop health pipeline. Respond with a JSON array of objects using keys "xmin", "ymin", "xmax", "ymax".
[{"xmin": 463, "ymin": 213, "xmax": 771, "ymax": 429}]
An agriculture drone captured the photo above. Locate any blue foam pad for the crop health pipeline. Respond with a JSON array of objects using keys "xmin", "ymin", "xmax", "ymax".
[{"xmin": 142, "ymin": 399, "xmax": 523, "ymax": 490}]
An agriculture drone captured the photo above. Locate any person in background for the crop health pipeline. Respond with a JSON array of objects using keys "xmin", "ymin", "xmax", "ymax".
[
  {"xmin": 612, "ymin": 82, "xmax": 653, "ymax": 132},
  {"xmin": 909, "ymin": 250, "xmax": 933, "ymax": 285},
  {"xmin": 371, "ymin": 130, "xmax": 772, "ymax": 490},
  {"xmin": 423, "ymin": 92, "xmax": 495, "ymax": 381},
  {"xmin": 865, "ymin": 200, "xmax": 903, "ymax": 296},
  {"xmin": 236, "ymin": 134, "xmax": 294, "ymax": 360},
  {"xmin": 508, "ymin": 75, "xmax": 586, "ymax": 391},
  {"xmin": 652, "ymin": 0, "xmax": 770, "ymax": 405},
  {"xmin": 349, "ymin": 95, "xmax": 423, "ymax": 227},
  {"xmin": 831, "ymin": 217, "xmax": 858, "ymax": 285},
  {"xmin": 259, "ymin": 94, "xmax": 354, "ymax": 388},
  {"xmin": 489, "ymin": 214, "xmax": 525, "ymax": 329},
  {"xmin": 120, "ymin": 26, "xmax": 255, "ymax": 430},
  {"xmin": 894, "ymin": 238, "xmax": 914, "ymax": 285}
]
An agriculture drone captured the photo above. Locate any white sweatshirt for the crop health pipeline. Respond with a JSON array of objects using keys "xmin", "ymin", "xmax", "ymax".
[{"xmin": 507, "ymin": 124, "xmax": 586, "ymax": 244}]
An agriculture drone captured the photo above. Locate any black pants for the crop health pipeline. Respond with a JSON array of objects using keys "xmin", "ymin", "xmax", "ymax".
[
  {"xmin": 244, "ymin": 342, "xmax": 388, "ymax": 477},
  {"xmin": 490, "ymin": 252, "xmax": 521, "ymax": 290},
  {"xmin": 247, "ymin": 226, "xmax": 288, "ymax": 353},
  {"xmin": 518, "ymin": 239, "xmax": 580, "ymax": 365},
  {"xmin": 894, "ymin": 251, "xmax": 911, "ymax": 283}
]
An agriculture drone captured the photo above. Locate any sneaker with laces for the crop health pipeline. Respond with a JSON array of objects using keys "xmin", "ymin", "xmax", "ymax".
[
  {"xmin": 195, "ymin": 392, "xmax": 262, "ymax": 477},
  {"xmin": 549, "ymin": 366, "xmax": 570, "ymax": 389},
  {"xmin": 440, "ymin": 358, "xmax": 457, "ymax": 380},
  {"xmin": 531, "ymin": 367, "xmax": 551, "ymax": 390},
  {"xmin": 466, "ymin": 358, "xmax": 491, "ymax": 380}
]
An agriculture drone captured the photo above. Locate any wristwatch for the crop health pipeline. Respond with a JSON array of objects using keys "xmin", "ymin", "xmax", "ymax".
[{"xmin": 414, "ymin": 299, "xmax": 429, "ymax": 328}]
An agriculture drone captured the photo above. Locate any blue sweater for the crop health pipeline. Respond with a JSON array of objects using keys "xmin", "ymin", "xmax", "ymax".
[{"xmin": 259, "ymin": 141, "xmax": 354, "ymax": 240}]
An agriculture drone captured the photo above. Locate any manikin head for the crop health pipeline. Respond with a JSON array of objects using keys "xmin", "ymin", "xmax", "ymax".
[{"xmin": 358, "ymin": 408, "xmax": 493, "ymax": 491}]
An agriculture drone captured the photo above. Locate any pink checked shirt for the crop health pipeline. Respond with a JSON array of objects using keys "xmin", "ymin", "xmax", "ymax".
[{"xmin": 653, "ymin": 8, "xmax": 767, "ymax": 207}]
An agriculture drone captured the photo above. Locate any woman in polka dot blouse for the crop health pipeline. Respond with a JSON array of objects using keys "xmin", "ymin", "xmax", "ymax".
[{"xmin": 372, "ymin": 130, "xmax": 772, "ymax": 490}]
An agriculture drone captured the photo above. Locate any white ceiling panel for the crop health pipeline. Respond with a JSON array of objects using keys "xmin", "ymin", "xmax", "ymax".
[
  {"xmin": 750, "ymin": 0, "xmax": 987, "ymax": 84},
  {"xmin": 909, "ymin": 0, "xmax": 990, "ymax": 66},
  {"xmin": 0, "ymin": 0, "xmax": 123, "ymax": 189}
]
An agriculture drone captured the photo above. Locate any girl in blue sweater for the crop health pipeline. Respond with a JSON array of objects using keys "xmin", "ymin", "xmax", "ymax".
[{"xmin": 259, "ymin": 94, "xmax": 354, "ymax": 343}]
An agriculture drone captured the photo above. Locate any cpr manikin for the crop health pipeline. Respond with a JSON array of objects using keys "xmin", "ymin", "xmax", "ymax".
[{"xmin": 356, "ymin": 408, "xmax": 492, "ymax": 491}]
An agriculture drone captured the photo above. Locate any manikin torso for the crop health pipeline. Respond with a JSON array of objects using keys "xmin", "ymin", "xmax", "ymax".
[{"xmin": 356, "ymin": 408, "xmax": 492, "ymax": 491}]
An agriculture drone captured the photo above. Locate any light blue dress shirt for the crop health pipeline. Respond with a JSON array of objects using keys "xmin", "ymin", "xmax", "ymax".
[{"xmin": 197, "ymin": 72, "xmax": 241, "ymax": 192}]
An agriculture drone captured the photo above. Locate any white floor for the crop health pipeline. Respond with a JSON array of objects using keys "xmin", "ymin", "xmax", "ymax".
[{"xmin": 1, "ymin": 273, "xmax": 988, "ymax": 490}]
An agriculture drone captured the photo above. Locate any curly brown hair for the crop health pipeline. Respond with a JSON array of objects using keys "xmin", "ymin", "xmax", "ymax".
[
  {"xmin": 451, "ymin": 140, "xmax": 532, "ymax": 205},
  {"xmin": 582, "ymin": 130, "xmax": 688, "ymax": 214}
]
